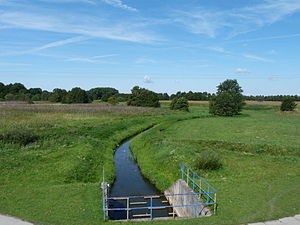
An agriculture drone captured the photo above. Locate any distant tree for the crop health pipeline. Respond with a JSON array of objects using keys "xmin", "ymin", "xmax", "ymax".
[
  {"xmin": 209, "ymin": 79, "xmax": 245, "ymax": 116},
  {"xmin": 28, "ymin": 88, "xmax": 42, "ymax": 95},
  {"xmin": 170, "ymin": 97, "xmax": 189, "ymax": 111},
  {"xmin": 41, "ymin": 91, "xmax": 50, "ymax": 101},
  {"xmin": 63, "ymin": 87, "xmax": 90, "ymax": 104},
  {"xmin": 157, "ymin": 93, "xmax": 170, "ymax": 100},
  {"xmin": 116, "ymin": 93, "xmax": 130, "ymax": 102},
  {"xmin": 31, "ymin": 94, "xmax": 41, "ymax": 101},
  {"xmin": 127, "ymin": 86, "xmax": 160, "ymax": 108},
  {"xmin": 107, "ymin": 96, "xmax": 118, "ymax": 105},
  {"xmin": 5, "ymin": 93, "xmax": 16, "ymax": 101},
  {"xmin": 87, "ymin": 87, "xmax": 119, "ymax": 101},
  {"xmin": 49, "ymin": 88, "xmax": 67, "ymax": 102},
  {"xmin": 6, "ymin": 83, "xmax": 27, "ymax": 94},
  {"xmin": 280, "ymin": 97, "xmax": 297, "ymax": 111}
]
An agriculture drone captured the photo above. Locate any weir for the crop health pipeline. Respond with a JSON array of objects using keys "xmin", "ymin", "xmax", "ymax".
[{"xmin": 101, "ymin": 138, "xmax": 217, "ymax": 221}]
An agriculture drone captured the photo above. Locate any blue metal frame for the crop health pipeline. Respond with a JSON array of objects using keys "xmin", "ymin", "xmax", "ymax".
[{"xmin": 102, "ymin": 163, "xmax": 218, "ymax": 221}]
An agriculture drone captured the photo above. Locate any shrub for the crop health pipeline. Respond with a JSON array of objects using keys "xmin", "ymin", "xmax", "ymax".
[
  {"xmin": 0, "ymin": 129, "xmax": 39, "ymax": 145},
  {"xmin": 209, "ymin": 79, "xmax": 245, "ymax": 116},
  {"xmin": 195, "ymin": 150, "xmax": 222, "ymax": 170},
  {"xmin": 170, "ymin": 97, "xmax": 189, "ymax": 111},
  {"xmin": 107, "ymin": 96, "xmax": 118, "ymax": 105},
  {"xmin": 280, "ymin": 97, "xmax": 297, "ymax": 111}
]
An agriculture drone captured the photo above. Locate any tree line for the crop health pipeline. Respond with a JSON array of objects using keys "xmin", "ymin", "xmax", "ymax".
[
  {"xmin": 0, "ymin": 82, "xmax": 299, "ymax": 104},
  {"xmin": 0, "ymin": 82, "xmax": 128, "ymax": 104}
]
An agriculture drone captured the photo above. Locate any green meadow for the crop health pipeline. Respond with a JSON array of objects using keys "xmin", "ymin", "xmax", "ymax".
[{"xmin": 1, "ymin": 102, "xmax": 300, "ymax": 225}]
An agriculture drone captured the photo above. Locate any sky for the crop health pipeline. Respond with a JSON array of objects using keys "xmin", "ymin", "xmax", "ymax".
[{"xmin": 0, "ymin": 0, "xmax": 300, "ymax": 95}]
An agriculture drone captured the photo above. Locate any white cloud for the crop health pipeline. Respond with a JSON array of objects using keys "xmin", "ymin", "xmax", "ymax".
[
  {"xmin": 143, "ymin": 75, "xmax": 152, "ymax": 83},
  {"xmin": 0, "ymin": 11, "xmax": 159, "ymax": 43},
  {"xmin": 34, "ymin": 36, "xmax": 90, "ymax": 51},
  {"xmin": 207, "ymin": 47, "xmax": 229, "ymax": 53},
  {"xmin": 66, "ymin": 54, "xmax": 118, "ymax": 63},
  {"xmin": 236, "ymin": 68, "xmax": 250, "ymax": 73},
  {"xmin": 243, "ymin": 54, "xmax": 273, "ymax": 62},
  {"xmin": 101, "ymin": 0, "xmax": 137, "ymax": 12},
  {"xmin": 172, "ymin": 0, "xmax": 300, "ymax": 38}
]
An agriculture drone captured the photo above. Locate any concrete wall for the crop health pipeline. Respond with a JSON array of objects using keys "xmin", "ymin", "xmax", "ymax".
[{"xmin": 164, "ymin": 179, "xmax": 211, "ymax": 218}]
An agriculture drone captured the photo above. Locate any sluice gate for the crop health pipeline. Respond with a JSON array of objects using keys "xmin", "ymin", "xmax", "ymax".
[{"xmin": 101, "ymin": 137, "xmax": 217, "ymax": 221}]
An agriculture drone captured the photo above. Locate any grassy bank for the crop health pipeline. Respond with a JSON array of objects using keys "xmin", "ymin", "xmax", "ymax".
[
  {"xmin": 0, "ymin": 102, "xmax": 173, "ymax": 225},
  {"xmin": 130, "ymin": 106, "xmax": 300, "ymax": 225}
]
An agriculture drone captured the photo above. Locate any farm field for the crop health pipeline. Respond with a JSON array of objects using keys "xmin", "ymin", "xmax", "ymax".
[{"xmin": 0, "ymin": 101, "xmax": 299, "ymax": 225}]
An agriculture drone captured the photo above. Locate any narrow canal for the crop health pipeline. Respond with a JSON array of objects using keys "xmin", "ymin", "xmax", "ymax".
[{"xmin": 108, "ymin": 139, "xmax": 172, "ymax": 220}]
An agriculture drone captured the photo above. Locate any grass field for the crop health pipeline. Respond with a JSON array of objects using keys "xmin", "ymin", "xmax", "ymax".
[
  {"xmin": 1, "ymin": 101, "xmax": 299, "ymax": 225},
  {"xmin": 130, "ymin": 103, "xmax": 300, "ymax": 225}
]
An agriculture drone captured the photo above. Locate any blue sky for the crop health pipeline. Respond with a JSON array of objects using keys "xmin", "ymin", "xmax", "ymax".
[{"xmin": 0, "ymin": 0, "xmax": 300, "ymax": 95}]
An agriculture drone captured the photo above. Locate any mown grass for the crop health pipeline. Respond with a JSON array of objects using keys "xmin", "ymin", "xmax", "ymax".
[{"xmin": 130, "ymin": 106, "xmax": 300, "ymax": 225}]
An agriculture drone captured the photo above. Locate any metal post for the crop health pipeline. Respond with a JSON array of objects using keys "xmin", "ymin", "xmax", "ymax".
[
  {"xmin": 206, "ymin": 186, "xmax": 210, "ymax": 203},
  {"xmin": 127, "ymin": 197, "xmax": 129, "ymax": 220},
  {"xmin": 194, "ymin": 194, "xmax": 197, "ymax": 218},
  {"xmin": 192, "ymin": 173, "xmax": 195, "ymax": 191},
  {"xmin": 187, "ymin": 169, "xmax": 189, "ymax": 185},
  {"xmin": 214, "ymin": 193, "xmax": 217, "ymax": 215},
  {"xmin": 150, "ymin": 197, "xmax": 153, "ymax": 220},
  {"xmin": 103, "ymin": 195, "xmax": 106, "ymax": 221}
]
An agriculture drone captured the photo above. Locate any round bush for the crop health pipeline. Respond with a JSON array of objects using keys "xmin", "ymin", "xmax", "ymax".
[
  {"xmin": 280, "ymin": 97, "xmax": 297, "ymax": 111},
  {"xmin": 170, "ymin": 97, "xmax": 189, "ymax": 111},
  {"xmin": 195, "ymin": 150, "xmax": 222, "ymax": 170}
]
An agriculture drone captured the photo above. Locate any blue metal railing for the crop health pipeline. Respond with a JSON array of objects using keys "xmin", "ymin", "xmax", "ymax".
[
  {"xmin": 102, "ymin": 163, "xmax": 218, "ymax": 221},
  {"xmin": 181, "ymin": 163, "xmax": 217, "ymax": 211}
]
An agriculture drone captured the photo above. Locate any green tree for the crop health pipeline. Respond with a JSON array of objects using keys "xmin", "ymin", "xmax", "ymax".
[
  {"xmin": 63, "ymin": 87, "xmax": 90, "ymax": 104},
  {"xmin": 209, "ymin": 79, "xmax": 245, "ymax": 116},
  {"xmin": 280, "ymin": 97, "xmax": 297, "ymax": 111},
  {"xmin": 170, "ymin": 97, "xmax": 189, "ymax": 111},
  {"xmin": 49, "ymin": 88, "xmax": 67, "ymax": 102},
  {"xmin": 127, "ymin": 86, "xmax": 160, "ymax": 108},
  {"xmin": 87, "ymin": 87, "xmax": 119, "ymax": 101}
]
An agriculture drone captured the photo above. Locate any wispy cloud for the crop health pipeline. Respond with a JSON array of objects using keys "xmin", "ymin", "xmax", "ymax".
[
  {"xmin": 172, "ymin": 0, "xmax": 300, "ymax": 38},
  {"xmin": 38, "ymin": 0, "xmax": 96, "ymax": 4},
  {"xmin": 229, "ymin": 33, "xmax": 300, "ymax": 43},
  {"xmin": 0, "ymin": 62, "xmax": 31, "ymax": 66},
  {"xmin": 243, "ymin": 54, "xmax": 273, "ymax": 62},
  {"xmin": 236, "ymin": 68, "xmax": 250, "ymax": 73},
  {"xmin": 101, "ymin": 0, "xmax": 137, "ymax": 12},
  {"xmin": 34, "ymin": 36, "xmax": 90, "ymax": 51},
  {"xmin": 207, "ymin": 47, "xmax": 229, "ymax": 53},
  {"xmin": 0, "ymin": 11, "xmax": 158, "ymax": 43},
  {"xmin": 66, "ymin": 54, "xmax": 118, "ymax": 63}
]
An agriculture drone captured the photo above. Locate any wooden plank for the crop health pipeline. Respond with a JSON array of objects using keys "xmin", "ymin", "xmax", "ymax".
[
  {"xmin": 168, "ymin": 212, "xmax": 176, "ymax": 215},
  {"xmin": 132, "ymin": 214, "xmax": 150, "ymax": 217},
  {"xmin": 130, "ymin": 202, "xmax": 147, "ymax": 205},
  {"xmin": 151, "ymin": 206, "xmax": 167, "ymax": 210},
  {"xmin": 144, "ymin": 196, "xmax": 160, "ymax": 199},
  {"xmin": 110, "ymin": 197, "xmax": 128, "ymax": 200},
  {"xmin": 162, "ymin": 200, "xmax": 168, "ymax": 203}
]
